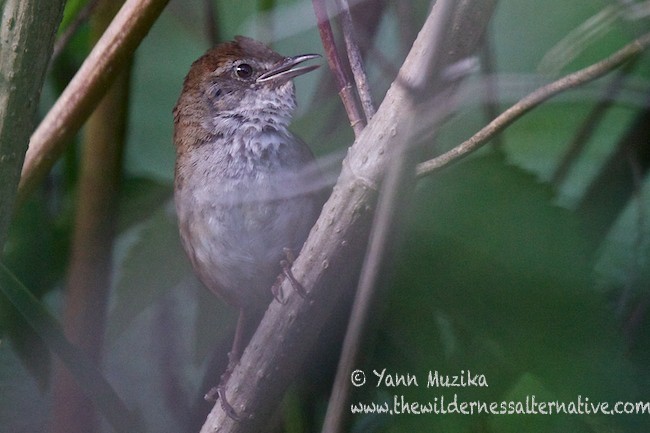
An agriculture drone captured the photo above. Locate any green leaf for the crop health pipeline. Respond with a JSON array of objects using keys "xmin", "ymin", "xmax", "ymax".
[
  {"xmin": 1, "ymin": 194, "xmax": 71, "ymax": 387},
  {"xmin": 117, "ymin": 177, "xmax": 173, "ymax": 232}
]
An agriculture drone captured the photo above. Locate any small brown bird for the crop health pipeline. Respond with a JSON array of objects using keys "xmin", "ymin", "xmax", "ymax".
[{"xmin": 172, "ymin": 36, "xmax": 323, "ymax": 413}]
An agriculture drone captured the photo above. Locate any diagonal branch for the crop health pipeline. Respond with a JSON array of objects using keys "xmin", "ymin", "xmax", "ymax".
[
  {"xmin": 320, "ymin": 2, "xmax": 461, "ymax": 432},
  {"xmin": 51, "ymin": 0, "xmax": 103, "ymax": 64},
  {"xmin": 18, "ymin": 0, "xmax": 169, "ymax": 201},
  {"xmin": 199, "ymin": 1, "xmax": 495, "ymax": 432},
  {"xmin": 416, "ymin": 32, "xmax": 650, "ymax": 177},
  {"xmin": 551, "ymin": 58, "xmax": 638, "ymax": 186}
]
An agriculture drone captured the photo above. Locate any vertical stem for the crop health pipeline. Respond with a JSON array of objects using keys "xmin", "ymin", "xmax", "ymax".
[
  {"xmin": 312, "ymin": 0, "xmax": 365, "ymax": 136},
  {"xmin": 336, "ymin": 0, "xmax": 376, "ymax": 120},
  {"xmin": 551, "ymin": 59, "xmax": 637, "ymax": 187},
  {"xmin": 0, "ymin": 0, "xmax": 66, "ymax": 246},
  {"xmin": 50, "ymin": 1, "xmax": 130, "ymax": 431}
]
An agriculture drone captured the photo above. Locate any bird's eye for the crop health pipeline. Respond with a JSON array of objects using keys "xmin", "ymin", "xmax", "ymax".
[{"xmin": 235, "ymin": 63, "xmax": 254, "ymax": 79}]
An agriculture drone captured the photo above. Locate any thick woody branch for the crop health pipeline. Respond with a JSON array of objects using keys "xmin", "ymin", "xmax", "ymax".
[
  {"xmin": 322, "ymin": 1, "xmax": 498, "ymax": 432},
  {"xmin": 320, "ymin": 2, "xmax": 458, "ymax": 432},
  {"xmin": 0, "ymin": 0, "xmax": 66, "ymax": 246},
  {"xmin": 199, "ymin": 1, "xmax": 495, "ymax": 432}
]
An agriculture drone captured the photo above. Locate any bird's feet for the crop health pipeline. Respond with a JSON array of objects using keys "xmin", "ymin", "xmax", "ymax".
[
  {"xmin": 205, "ymin": 353, "xmax": 242, "ymax": 421},
  {"xmin": 271, "ymin": 248, "xmax": 309, "ymax": 303}
]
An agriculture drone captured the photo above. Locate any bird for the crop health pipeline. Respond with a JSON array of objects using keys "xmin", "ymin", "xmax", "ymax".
[{"xmin": 172, "ymin": 35, "xmax": 324, "ymax": 416}]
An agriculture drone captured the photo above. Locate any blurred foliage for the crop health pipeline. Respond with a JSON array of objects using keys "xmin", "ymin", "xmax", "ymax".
[
  {"xmin": 1, "ymin": 0, "xmax": 650, "ymax": 432},
  {"xmin": 370, "ymin": 153, "xmax": 647, "ymax": 432}
]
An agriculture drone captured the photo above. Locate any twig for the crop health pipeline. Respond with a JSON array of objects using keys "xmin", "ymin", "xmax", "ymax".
[
  {"xmin": 336, "ymin": 0, "xmax": 375, "ymax": 120},
  {"xmin": 312, "ymin": 0, "xmax": 365, "ymax": 136},
  {"xmin": 551, "ymin": 59, "xmax": 638, "ymax": 186},
  {"xmin": 416, "ymin": 32, "xmax": 650, "ymax": 177},
  {"xmin": 51, "ymin": 0, "xmax": 103, "ymax": 64},
  {"xmin": 18, "ymin": 0, "xmax": 170, "ymax": 201},
  {"xmin": 539, "ymin": 5, "xmax": 620, "ymax": 75},
  {"xmin": 576, "ymin": 89, "xmax": 650, "ymax": 250}
]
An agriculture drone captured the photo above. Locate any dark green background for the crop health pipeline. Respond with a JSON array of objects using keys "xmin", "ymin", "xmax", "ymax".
[{"xmin": 1, "ymin": 0, "xmax": 649, "ymax": 432}]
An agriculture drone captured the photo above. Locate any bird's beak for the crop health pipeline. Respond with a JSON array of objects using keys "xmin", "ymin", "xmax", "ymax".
[{"xmin": 257, "ymin": 53, "xmax": 321, "ymax": 83}]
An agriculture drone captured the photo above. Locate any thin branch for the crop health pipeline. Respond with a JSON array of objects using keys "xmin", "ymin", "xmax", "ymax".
[
  {"xmin": 51, "ymin": 0, "xmax": 103, "ymax": 64},
  {"xmin": 551, "ymin": 58, "xmax": 638, "ymax": 186},
  {"xmin": 312, "ymin": 0, "xmax": 365, "ymax": 136},
  {"xmin": 576, "ymin": 89, "xmax": 650, "ymax": 251},
  {"xmin": 416, "ymin": 32, "xmax": 650, "ymax": 177},
  {"xmin": 320, "ymin": 2, "xmax": 459, "ymax": 432},
  {"xmin": 18, "ymin": 0, "xmax": 170, "ymax": 201},
  {"xmin": 336, "ymin": 0, "xmax": 375, "ymax": 120},
  {"xmin": 618, "ymin": 136, "xmax": 647, "ymax": 321}
]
